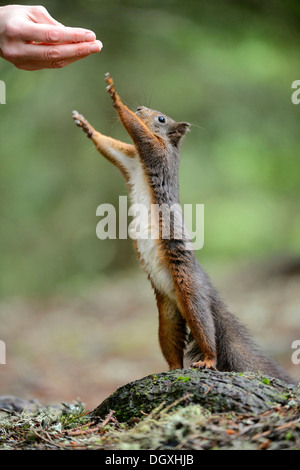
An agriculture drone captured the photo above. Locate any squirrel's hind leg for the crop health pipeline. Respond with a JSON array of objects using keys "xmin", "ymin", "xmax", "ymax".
[
  {"xmin": 171, "ymin": 269, "xmax": 218, "ymax": 371},
  {"xmin": 155, "ymin": 290, "xmax": 187, "ymax": 370}
]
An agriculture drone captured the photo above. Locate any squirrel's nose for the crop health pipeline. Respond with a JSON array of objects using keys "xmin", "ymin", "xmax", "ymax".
[{"xmin": 136, "ymin": 106, "xmax": 147, "ymax": 112}]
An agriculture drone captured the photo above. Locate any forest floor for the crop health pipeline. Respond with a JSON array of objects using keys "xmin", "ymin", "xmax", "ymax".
[
  {"xmin": 0, "ymin": 257, "xmax": 299, "ymax": 450},
  {"xmin": 1, "ymin": 371, "xmax": 299, "ymax": 450}
]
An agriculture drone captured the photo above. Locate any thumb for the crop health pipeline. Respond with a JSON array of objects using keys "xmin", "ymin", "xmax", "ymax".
[{"xmin": 27, "ymin": 5, "xmax": 64, "ymax": 26}]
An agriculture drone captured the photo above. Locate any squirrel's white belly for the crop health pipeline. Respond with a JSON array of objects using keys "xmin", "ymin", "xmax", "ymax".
[
  {"xmin": 128, "ymin": 160, "xmax": 176, "ymax": 301},
  {"xmin": 137, "ymin": 237, "xmax": 176, "ymax": 301}
]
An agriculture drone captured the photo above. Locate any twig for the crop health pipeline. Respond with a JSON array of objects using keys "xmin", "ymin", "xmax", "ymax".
[
  {"xmin": 33, "ymin": 430, "xmax": 66, "ymax": 449},
  {"xmin": 160, "ymin": 393, "xmax": 191, "ymax": 415},
  {"xmin": 65, "ymin": 410, "xmax": 115, "ymax": 437},
  {"xmin": 276, "ymin": 419, "xmax": 300, "ymax": 432},
  {"xmin": 143, "ymin": 402, "xmax": 166, "ymax": 420}
]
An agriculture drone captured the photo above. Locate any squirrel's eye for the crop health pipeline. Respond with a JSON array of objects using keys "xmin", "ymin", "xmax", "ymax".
[{"xmin": 158, "ymin": 116, "xmax": 166, "ymax": 123}]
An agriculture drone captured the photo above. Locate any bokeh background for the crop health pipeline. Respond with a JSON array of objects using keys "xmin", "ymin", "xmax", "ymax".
[{"xmin": 0, "ymin": 0, "xmax": 299, "ymax": 409}]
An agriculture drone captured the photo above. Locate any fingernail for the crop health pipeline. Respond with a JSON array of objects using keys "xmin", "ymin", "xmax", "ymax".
[
  {"xmin": 85, "ymin": 31, "xmax": 96, "ymax": 41},
  {"xmin": 90, "ymin": 40, "xmax": 103, "ymax": 53}
]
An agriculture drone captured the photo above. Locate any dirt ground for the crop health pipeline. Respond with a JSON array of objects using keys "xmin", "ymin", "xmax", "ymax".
[{"xmin": 0, "ymin": 258, "xmax": 299, "ymax": 411}]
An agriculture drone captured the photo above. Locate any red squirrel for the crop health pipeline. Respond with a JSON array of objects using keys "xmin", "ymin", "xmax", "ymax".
[{"xmin": 73, "ymin": 73, "xmax": 293, "ymax": 383}]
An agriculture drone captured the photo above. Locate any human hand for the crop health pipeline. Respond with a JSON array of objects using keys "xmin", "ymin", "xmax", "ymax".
[{"xmin": 0, "ymin": 4, "xmax": 102, "ymax": 70}]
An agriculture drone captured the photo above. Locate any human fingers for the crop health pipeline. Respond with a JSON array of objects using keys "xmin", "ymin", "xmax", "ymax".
[
  {"xmin": 13, "ymin": 40, "xmax": 102, "ymax": 70},
  {"xmin": 16, "ymin": 54, "xmax": 89, "ymax": 71},
  {"xmin": 18, "ymin": 23, "xmax": 96, "ymax": 44}
]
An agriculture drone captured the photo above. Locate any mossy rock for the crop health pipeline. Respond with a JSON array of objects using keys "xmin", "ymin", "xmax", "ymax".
[{"xmin": 92, "ymin": 369, "xmax": 299, "ymax": 422}]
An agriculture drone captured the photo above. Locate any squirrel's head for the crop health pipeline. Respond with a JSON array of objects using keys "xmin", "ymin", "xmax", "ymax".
[{"xmin": 136, "ymin": 106, "xmax": 190, "ymax": 147}]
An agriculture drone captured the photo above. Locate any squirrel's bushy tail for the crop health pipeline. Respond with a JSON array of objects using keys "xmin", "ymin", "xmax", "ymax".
[{"xmin": 187, "ymin": 291, "xmax": 294, "ymax": 384}]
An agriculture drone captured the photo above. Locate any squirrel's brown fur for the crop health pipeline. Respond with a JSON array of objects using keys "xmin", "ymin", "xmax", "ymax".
[{"xmin": 73, "ymin": 74, "xmax": 293, "ymax": 383}]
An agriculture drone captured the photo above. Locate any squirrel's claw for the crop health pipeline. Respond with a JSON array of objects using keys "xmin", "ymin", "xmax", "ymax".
[
  {"xmin": 105, "ymin": 72, "xmax": 114, "ymax": 88},
  {"xmin": 72, "ymin": 110, "xmax": 94, "ymax": 139},
  {"xmin": 105, "ymin": 73, "xmax": 118, "ymax": 106}
]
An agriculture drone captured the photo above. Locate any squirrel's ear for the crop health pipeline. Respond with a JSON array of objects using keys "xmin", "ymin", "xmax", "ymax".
[{"xmin": 169, "ymin": 122, "xmax": 190, "ymax": 145}]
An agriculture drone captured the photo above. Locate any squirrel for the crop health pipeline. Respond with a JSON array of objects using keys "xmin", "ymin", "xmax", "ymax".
[{"xmin": 73, "ymin": 73, "xmax": 293, "ymax": 384}]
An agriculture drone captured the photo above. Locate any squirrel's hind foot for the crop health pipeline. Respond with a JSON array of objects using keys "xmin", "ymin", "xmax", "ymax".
[
  {"xmin": 191, "ymin": 359, "xmax": 217, "ymax": 371},
  {"xmin": 72, "ymin": 110, "xmax": 94, "ymax": 138}
]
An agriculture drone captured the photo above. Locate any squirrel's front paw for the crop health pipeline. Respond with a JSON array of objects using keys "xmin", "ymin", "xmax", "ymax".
[
  {"xmin": 191, "ymin": 359, "xmax": 217, "ymax": 371},
  {"xmin": 72, "ymin": 110, "xmax": 94, "ymax": 138},
  {"xmin": 105, "ymin": 73, "xmax": 118, "ymax": 105}
]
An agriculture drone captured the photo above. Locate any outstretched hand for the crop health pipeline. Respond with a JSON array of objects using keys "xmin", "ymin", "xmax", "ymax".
[{"xmin": 0, "ymin": 4, "xmax": 102, "ymax": 70}]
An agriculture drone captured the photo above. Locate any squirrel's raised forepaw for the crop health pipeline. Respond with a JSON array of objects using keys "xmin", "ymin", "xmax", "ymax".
[
  {"xmin": 72, "ymin": 110, "xmax": 94, "ymax": 138},
  {"xmin": 104, "ymin": 72, "xmax": 114, "ymax": 86},
  {"xmin": 105, "ymin": 73, "xmax": 117, "ymax": 104},
  {"xmin": 191, "ymin": 360, "xmax": 217, "ymax": 371}
]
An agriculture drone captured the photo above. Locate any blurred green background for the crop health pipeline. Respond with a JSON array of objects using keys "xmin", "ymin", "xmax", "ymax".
[{"xmin": 0, "ymin": 0, "xmax": 300, "ymax": 297}]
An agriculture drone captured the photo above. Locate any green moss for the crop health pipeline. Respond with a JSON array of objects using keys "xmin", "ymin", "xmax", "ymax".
[
  {"xmin": 93, "ymin": 369, "xmax": 300, "ymax": 423},
  {"xmin": 285, "ymin": 431, "xmax": 294, "ymax": 441},
  {"xmin": 176, "ymin": 376, "xmax": 190, "ymax": 382}
]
